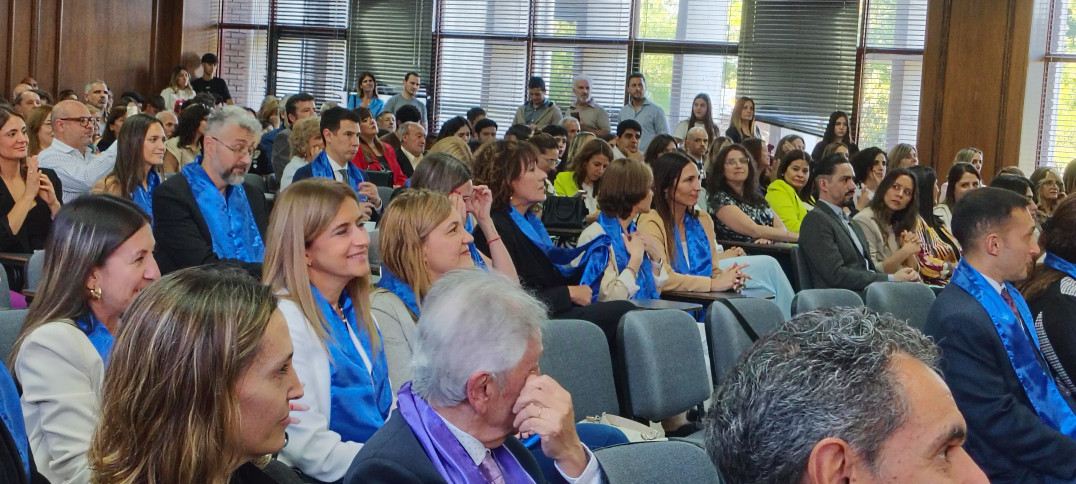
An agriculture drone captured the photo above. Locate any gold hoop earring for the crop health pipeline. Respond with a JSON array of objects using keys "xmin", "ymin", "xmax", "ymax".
[{"xmin": 90, "ymin": 287, "xmax": 102, "ymax": 300}]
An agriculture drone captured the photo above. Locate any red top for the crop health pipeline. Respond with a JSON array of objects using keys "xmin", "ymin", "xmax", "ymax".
[{"xmin": 351, "ymin": 139, "xmax": 407, "ymax": 186}]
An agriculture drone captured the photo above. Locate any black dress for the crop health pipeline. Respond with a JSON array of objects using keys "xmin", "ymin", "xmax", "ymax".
[
  {"xmin": 229, "ymin": 459, "xmax": 303, "ymax": 484},
  {"xmin": 0, "ymin": 169, "xmax": 61, "ymax": 253}
]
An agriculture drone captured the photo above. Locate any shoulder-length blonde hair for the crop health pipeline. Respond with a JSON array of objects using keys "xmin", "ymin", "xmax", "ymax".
[
  {"xmin": 378, "ymin": 189, "xmax": 456, "ymax": 311},
  {"xmin": 262, "ymin": 178, "xmax": 378, "ymax": 349},
  {"xmin": 89, "ymin": 266, "xmax": 277, "ymax": 484},
  {"xmin": 730, "ymin": 96, "xmax": 756, "ymax": 136},
  {"xmin": 428, "ymin": 135, "xmax": 473, "ymax": 166}
]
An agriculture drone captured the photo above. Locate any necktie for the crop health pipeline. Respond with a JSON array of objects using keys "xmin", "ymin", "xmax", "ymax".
[
  {"xmin": 478, "ymin": 452, "xmax": 504, "ymax": 484},
  {"xmin": 1001, "ymin": 287, "xmax": 1023, "ymax": 326},
  {"xmin": 338, "ymin": 168, "xmax": 349, "ymax": 185}
]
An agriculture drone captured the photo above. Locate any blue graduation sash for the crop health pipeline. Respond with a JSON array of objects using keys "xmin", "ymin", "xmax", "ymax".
[
  {"xmin": 465, "ymin": 215, "xmax": 487, "ymax": 270},
  {"xmin": 311, "ymin": 285, "xmax": 392, "ymax": 443},
  {"xmin": 950, "ymin": 260, "xmax": 1076, "ymax": 438},
  {"xmin": 181, "ymin": 158, "xmax": 265, "ymax": 262},
  {"xmin": 374, "ymin": 266, "xmax": 420, "ymax": 317},
  {"xmin": 672, "ymin": 212, "xmax": 713, "ymax": 277},
  {"xmin": 310, "ymin": 150, "xmax": 366, "ymax": 193},
  {"xmin": 132, "ymin": 169, "xmax": 160, "ymax": 223},
  {"xmin": 0, "ymin": 369, "xmax": 29, "ymax": 480},
  {"xmin": 506, "ymin": 207, "xmax": 608, "ymax": 297},
  {"xmin": 74, "ymin": 312, "xmax": 113, "ymax": 364},
  {"xmin": 580, "ymin": 213, "xmax": 657, "ymax": 301}
]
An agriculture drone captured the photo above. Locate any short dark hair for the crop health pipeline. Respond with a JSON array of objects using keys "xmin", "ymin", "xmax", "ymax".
[
  {"xmin": 200, "ymin": 53, "xmax": 218, "ymax": 64},
  {"xmin": 814, "ymin": 152, "xmax": 851, "ymax": 181},
  {"xmin": 851, "ymin": 147, "xmax": 886, "ymax": 185},
  {"xmin": 616, "ymin": 119, "xmax": 642, "ymax": 138},
  {"xmin": 528, "ymin": 76, "xmax": 546, "ymax": 91},
  {"xmin": 466, "ymin": 107, "xmax": 486, "ymax": 125},
  {"xmin": 626, "ymin": 72, "xmax": 645, "ymax": 86},
  {"xmin": 474, "ymin": 118, "xmax": 497, "ymax": 133},
  {"xmin": 541, "ymin": 124, "xmax": 567, "ymax": 138},
  {"xmin": 120, "ymin": 91, "xmax": 145, "ymax": 104},
  {"xmin": 505, "ymin": 124, "xmax": 533, "ymax": 141},
  {"xmin": 394, "ymin": 104, "xmax": 422, "ymax": 124},
  {"xmin": 404, "ymin": 72, "xmax": 419, "ymax": 82},
  {"xmin": 145, "ymin": 95, "xmax": 166, "ymax": 112},
  {"xmin": 285, "ymin": 92, "xmax": 315, "ymax": 120},
  {"xmin": 990, "ymin": 174, "xmax": 1034, "ymax": 197},
  {"xmin": 529, "ymin": 133, "xmax": 558, "ymax": 154},
  {"xmin": 951, "ymin": 187, "xmax": 1032, "ymax": 252},
  {"xmin": 320, "ymin": 106, "xmax": 361, "ymax": 137}
]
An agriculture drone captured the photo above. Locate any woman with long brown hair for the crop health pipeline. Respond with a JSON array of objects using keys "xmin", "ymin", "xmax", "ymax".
[
  {"xmin": 0, "ymin": 105, "xmax": 60, "ymax": 254},
  {"xmin": 350, "ymin": 107, "xmax": 406, "ymax": 186},
  {"xmin": 92, "ymin": 114, "xmax": 166, "ymax": 220},
  {"xmin": 851, "ymin": 168, "xmax": 921, "ymax": 274},
  {"xmin": 724, "ymin": 96, "xmax": 761, "ymax": 143}
]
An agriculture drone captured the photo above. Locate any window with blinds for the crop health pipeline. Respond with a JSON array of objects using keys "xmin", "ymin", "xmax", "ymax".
[
  {"xmin": 217, "ymin": 0, "xmax": 269, "ymax": 108},
  {"xmin": 346, "ymin": 0, "xmax": 433, "ymax": 103},
  {"xmin": 857, "ymin": 0, "xmax": 927, "ymax": 151},
  {"xmin": 271, "ymin": 0, "xmax": 350, "ymax": 105},
  {"xmin": 1037, "ymin": 0, "xmax": 1076, "ymax": 169}
]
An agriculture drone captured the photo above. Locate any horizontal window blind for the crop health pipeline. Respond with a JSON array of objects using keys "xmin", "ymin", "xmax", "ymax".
[
  {"xmin": 531, "ymin": 42, "xmax": 628, "ymax": 129},
  {"xmin": 436, "ymin": 38, "xmax": 528, "ymax": 133},
  {"xmin": 271, "ymin": 0, "xmax": 349, "ymax": 105},
  {"xmin": 857, "ymin": 0, "xmax": 926, "ymax": 150},
  {"xmin": 638, "ymin": 0, "xmax": 740, "ymax": 43},
  {"xmin": 347, "ymin": 0, "xmax": 433, "ymax": 101},
  {"xmin": 639, "ymin": 52, "xmax": 739, "ymax": 135},
  {"xmin": 738, "ymin": 0, "xmax": 860, "ymax": 136},
  {"xmin": 1037, "ymin": 0, "xmax": 1076, "ymax": 169}
]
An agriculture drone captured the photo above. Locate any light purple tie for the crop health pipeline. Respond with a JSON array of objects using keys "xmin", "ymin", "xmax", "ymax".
[{"xmin": 479, "ymin": 452, "xmax": 505, "ymax": 484}]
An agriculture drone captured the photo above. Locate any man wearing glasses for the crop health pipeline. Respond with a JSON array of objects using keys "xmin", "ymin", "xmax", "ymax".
[
  {"xmin": 152, "ymin": 105, "xmax": 268, "ymax": 276},
  {"xmin": 37, "ymin": 100, "xmax": 118, "ymax": 203}
]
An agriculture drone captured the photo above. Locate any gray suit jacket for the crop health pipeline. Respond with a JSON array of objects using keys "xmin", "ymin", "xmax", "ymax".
[{"xmin": 799, "ymin": 202, "xmax": 887, "ymax": 292}]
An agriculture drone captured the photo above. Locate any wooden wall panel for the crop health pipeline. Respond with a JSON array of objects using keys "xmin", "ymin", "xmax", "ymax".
[{"xmin": 919, "ymin": 0, "xmax": 1034, "ymax": 182}]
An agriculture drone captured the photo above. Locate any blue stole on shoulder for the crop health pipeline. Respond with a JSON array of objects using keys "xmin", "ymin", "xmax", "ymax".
[
  {"xmin": 132, "ymin": 169, "xmax": 160, "ymax": 222},
  {"xmin": 374, "ymin": 266, "xmax": 420, "ymax": 317},
  {"xmin": 1045, "ymin": 252, "xmax": 1076, "ymax": 282},
  {"xmin": 0, "ymin": 368, "xmax": 29, "ymax": 480},
  {"xmin": 506, "ymin": 207, "xmax": 608, "ymax": 297},
  {"xmin": 310, "ymin": 150, "xmax": 366, "ymax": 193},
  {"xmin": 672, "ymin": 212, "xmax": 713, "ymax": 277},
  {"xmin": 74, "ymin": 312, "xmax": 113, "ymax": 364},
  {"xmin": 181, "ymin": 158, "xmax": 264, "ymax": 262},
  {"xmin": 951, "ymin": 260, "xmax": 1076, "ymax": 438},
  {"xmin": 311, "ymin": 285, "xmax": 392, "ymax": 443},
  {"xmin": 464, "ymin": 216, "xmax": 487, "ymax": 270},
  {"xmin": 580, "ymin": 213, "xmax": 657, "ymax": 301}
]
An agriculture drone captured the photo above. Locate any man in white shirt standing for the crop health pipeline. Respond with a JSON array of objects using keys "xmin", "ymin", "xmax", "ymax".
[{"xmin": 37, "ymin": 100, "xmax": 117, "ymax": 203}]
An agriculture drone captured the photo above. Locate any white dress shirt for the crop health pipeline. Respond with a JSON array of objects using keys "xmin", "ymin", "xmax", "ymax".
[{"xmin": 38, "ymin": 138, "xmax": 118, "ymax": 203}]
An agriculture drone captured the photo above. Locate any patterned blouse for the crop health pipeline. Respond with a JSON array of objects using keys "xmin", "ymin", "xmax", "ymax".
[
  {"xmin": 914, "ymin": 217, "xmax": 961, "ymax": 286},
  {"xmin": 708, "ymin": 189, "xmax": 775, "ymax": 243}
]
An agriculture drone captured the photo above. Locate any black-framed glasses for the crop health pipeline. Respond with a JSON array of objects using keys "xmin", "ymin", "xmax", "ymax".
[
  {"xmin": 208, "ymin": 135, "xmax": 259, "ymax": 159},
  {"xmin": 56, "ymin": 117, "xmax": 95, "ymax": 127}
]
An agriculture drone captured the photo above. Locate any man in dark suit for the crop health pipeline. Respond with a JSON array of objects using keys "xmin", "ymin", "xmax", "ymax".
[
  {"xmin": 924, "ymin": 188, "xmax": 1076, "ymax": 483},
  {"xmin": 345, "ymin": 271, "xmax": 602, "ymax": 484},
  {"xmin": 153, "ymin": 106, "xmax": 267, "ymax": 275},
  {"xmin": 292, "ymin": 107, "xmax": 382, "ymax": 222},
  {"xmin": 799, "ymin": 153, "xmax": 919, "ymax": 292}
]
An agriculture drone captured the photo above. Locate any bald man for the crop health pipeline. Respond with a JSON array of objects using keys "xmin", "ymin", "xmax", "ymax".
[
  {"xmin": 685, "ymin": 126, "xmax": 709, "ymax": 167},
  {"xmin": 156, "ymin": 111, "xmax": 179, "ymax": 138},
  {"xmin": 37, "ymin": 100, "xmax": 118, "ymax": 202}
]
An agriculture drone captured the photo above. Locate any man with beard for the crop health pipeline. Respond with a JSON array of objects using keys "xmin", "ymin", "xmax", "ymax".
[
  {"xmin": 152, "ymin": 106, "xmax": 268, "ymax": 275},
  {"xmin": 567, "ymin": 75, "xmax": 610, "ymax": 138},
  {"xmin": 617, "ymin": 73, "xmax": 667, "ymax": 151},
  {"xmin": 799, "ymin": 153, "xmax": 919, "ymax": 293}
]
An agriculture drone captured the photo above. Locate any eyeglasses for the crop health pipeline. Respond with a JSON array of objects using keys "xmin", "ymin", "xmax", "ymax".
[
  {"xmin": 724, "ymin": 157, "xmax": 750, "ymax": 167},
  {"xmin": 208, "ymin": 135, "xmax": 259, "ymax": 159},
  {"xmin": 56, "ymin": 117, "xmax": 95, "ymax": 127}
]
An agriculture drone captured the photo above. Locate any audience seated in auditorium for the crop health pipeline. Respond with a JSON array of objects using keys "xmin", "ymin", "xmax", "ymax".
[
  {"xmin": 356, "ymin": 71, "xmax": 384, "ymax": 116},
  {"xmin": 292, "ymin": 108, "xmax": 381, "ymax": 220},
  {"xmin": 851, "ymin": 168, "xmax": 921, "ymax": 275},
  {"xmin": 939, "ymin": 147, "xmax": 985, "ymax": 202},
  {"xmin": 383, "ymin": 72, "xmax": 427, "ymax": 128},
  {"xmin": 163, "ymin": 103, "xmax": 210, "ymax": 173},
  {"xmin": 563, "ymin": 131, "xmax": 595, "ymax": 172},
  {"xmin": 155, "ymin": 109, "xmax": 178, "ymax": 138},
  {"xmin": 724, "ymin": 96, "xmax": 761, "ymax": 144},
  {"xmin": 741, "ymin": 137, "xmax": 774, "ymax": 190},
  {"xmin": 887, "ymin": 142, "xmax": 918, "ymax": 171},
  {"xmin": 639, "ymin": 152, "xmax": 794, "ymax": 318},
  {"xmin": 707, "ymin": 306, "xmax": 988, "ymax": 484},
  {"xmin": 83, "ymin": 80, "xmax": 108, "ymax": 113},
  {"xmin": 851, "ymin": 147, "xmax": 887, "ymax": 210},
  {"xmin": 279, "ymin": 116, "xmax": 322, "ymax": 192},
  {"xmin": 474, "ymin": 118, "xmax": 498, "ymax": 145},
  {"xmin": 375, "ymin": 112, "xmax": 395, "ymax": 138},
  {"xmin": 350, "ymin": 107, "xmax": 406, "ymax": 186},
  {"xmin": 642, "ymin": 133, "xmax": 677, "ymax": 166},
  {"xmin": 566, "ymin": 75, "xmax": 610, "ymax": 138},
  {"xmin": 428, "ymin": 133, "xmax": 473, "ymax": 168},
  {"xmin": 672, "ymin": 93, "xmax": 718, "ymax": 145},
  {"xmin": 553, "ymin": 138, "xmax": 611, "ymax": 224},
  {"xmin": 25, "ymin": 105, "xmax": 52, "ymax": 157},
  {"xmin": 95, "ymin": 106, "xmax": 127, "ymax": 151},
  {"xmin": 381, "ymin": 104, "xmax": 422, "ymax": 156},
  {"xmin": 345, "ymin": 269, "xmax": 605, "ymax": 484},
  {"xmin": 539, "ymin": 124, "xmax": 568, "ymax": 159},
  {"xmin": 1031, "ymin": 166, "xmax": 1064, "ymax": 225},
  {"xmin": 559, "ymin": 116, "xmax": 581, "ymax": 146},
  {"xmin": 466, "ymin": 106, "xmax": 486, "ymax": 126},
  {"xmin": 766, "ymin": 149, "xmax": 814, "ymax": 232},
  {"xmin": 610, "ymin": 119, "xmax": 643, "ymax": 162},
  {"xmin": 12, "ymin": 195, "xmax": 158, "ymax": 483},
  {"xmin": 37, "ymin": 99, "xmax": 117, "ymax": 202},
  {"xmin": 991, "ymin": 173, "xmax": 1036, "ymax": 207},
  {"xmin": 271, "ymin": 92, "xmax": 317, "ymax": 180},
  {"xmin": 514, "ymin": 76, "xmax": 563, "ymax": 130},
  {"xmin": 394, "ymin": 121, "xmax": 426, "ymax": 177},
  {"xmin": 619, "ymin": 73, "xmax": 667, "ymax": 151},
  {"xmin": 261, "ymin": 180, "xmax": 390, "ymax": 482},
  {"xmin": 91, "ymin": 114, "xmax": 165, "ymax": 222},
  {"xmin": 529, "ymin": 134, "xmax": 559, "ymax": 196},
  {"xmin": 152, "ymin": 106, "xmax": 267, "ymax": 274},
  {"xmin": 12, "ymin": 90, "xmax": 40, "ymax": 118},
  {"xmin": 90, "ymin": 266, "xmax": 302, "ymax": 483},
  {"xmin": 504, "ymin": 123, "xmax": 533, "ymax": 142},
  {"xmin": 0, "ymin": 106, "xmax": 60, "ymax": 254},
  {"xmin": 437, "ymin": 116, "xmax": 473, "ymax": 145},
  {"xmin": 191, "ymin": 53, "xmax": 234, "ymax": 105},
  {"xmin": 908, "ymin": 165, "xmax": 961, "ymax": 285},
  {"xmin": 773, "ymin": 134, "xmax": 805, "ymax": 162},
  {"xmin": 256, "ymin": 96, "xmax": 282, "ymax": 132},
  {"xmin": 143, "ymin": 94, "xmax": 165, "ymax": 115},
  {"xmin": 683, "ymin": 126, "xmax": 710, "ymax": 169},
  {"xmin": 471, "ymin": 140, "xmax": 635, "ymax": 348},
  {"xmin": 705, "ymin": 144, "xmax": 798, "ymax": 244},
  {"xmin": 936, "ymin": 161, "xmax": 981, "ymax": 231},
  {"xmin": 799, "ymin": 154, "xmax": 920, "ymax": 292},
  {"xmin": 809, "ymin": 111, "xmax": 859, "ymax": 161},
  {"xmin": 924, "ymin": 187, "xmax": 1076, "ymax": 483}
]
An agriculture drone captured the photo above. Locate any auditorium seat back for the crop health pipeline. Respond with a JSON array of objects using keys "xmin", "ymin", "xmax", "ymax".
[
  {"xmin": 0, "ymin": 309, "xmax": 28, "ymax": 367},
  {"xmin": 864, "ymin": 281, "xmax": 937, "ymax": 329},
  {"xmin": 540, "ymin": 319, "xmax": 620, "ymax": 418},
  {"xmin": 616, "ymin": 309, "xmax": 710, "ymax": 422},
  {"xmin": 705, "ymin": 298, "xmax": 784, "ymax": 386},
  {"xmin": 594, "ymin": 441, "xmax": 723, "ymax": 484},
  {"xmin": 790, "ymin": 245, "xmax": 813, "ymax": 291},
  {"xmin": 792, "ymin": 288, "xmax": 863, "ymax": 316}
]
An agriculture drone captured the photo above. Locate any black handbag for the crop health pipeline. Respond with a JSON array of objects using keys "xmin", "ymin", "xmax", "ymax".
[{"xmin": 540, "ymin": 195, "xmax": 587, "ymax": 230}]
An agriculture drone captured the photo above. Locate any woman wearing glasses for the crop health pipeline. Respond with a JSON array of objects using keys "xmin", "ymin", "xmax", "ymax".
[
  {"xmin": 1031, "ymin": 167, "xmax": 1065, "ymax": 225},
  {"xmin": 851, "ymin": 168, "xmax": 922, "ymax": 275},
  {"xmin": 704, "ymin": 144, "xmax": 798, "ymax": 244}
]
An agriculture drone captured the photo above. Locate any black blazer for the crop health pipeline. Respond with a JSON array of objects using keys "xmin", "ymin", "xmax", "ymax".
[
  {"xmin": 229, "ymin": 460, "xmax": 303, "ymax": 484},
  {"xmin": 0, "ymin": 168, "xmax": 61, "ymax": 253},
  {"xmin": 290, "ymin": 165, "xmax": 382, "ymax": 223},
  {"xmin": 798, "ymin": 202, "xmax": 886, "ymax": 292},
  {"xmin": 924, "ymin": 283, "xmax": 1076, "ymax": 483},
  {"xmin": 152, "ymin": 173, "xmax": 267, "ymax": 275},
  {"xmin": 343, "ymin": 409, "xmax": 547, "ymax": 484},
  {"xmin": 473, "ymin": 210, "xmax": 575, "ymax": 315}
]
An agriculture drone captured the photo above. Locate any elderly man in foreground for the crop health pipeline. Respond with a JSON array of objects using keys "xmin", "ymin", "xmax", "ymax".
[
  {"xmin": 707, "ymin": 307, "xmax": 987, "ymax": 484},
  {"xmin": 346, "ymin": 269, "xmax": 601, "ymax": 483}
]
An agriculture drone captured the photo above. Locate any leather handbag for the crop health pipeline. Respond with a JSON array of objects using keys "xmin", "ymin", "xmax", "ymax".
[{"xmin": 540, "ymin": 195, "xmax": 586, "ymax": 230}]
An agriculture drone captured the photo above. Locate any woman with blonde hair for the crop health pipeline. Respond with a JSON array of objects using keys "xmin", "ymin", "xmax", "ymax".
[
  {"xmin": 562, "ymin": 130, "xmax": 596, "ymax": 172},
  {"xmin": 25, "ymin": 104, "xmax": 53, "ymax": 156},
  {"xmin": 262, "ymin": 178, "xmax": 391, "ymax": 482},
  {"xmin": 1031, "ymin": 167, "xmax": 1065, "ymax": 224},
  {"xmin": 725, "ymin": 96, "xmax": 761, "ymax": 143},
  {"xmin": 159, "ymin": 66, "xmax": 195, "ymax": 112},
  {"xmin": 89, "ymin": 266, "xmax": 304, "ymax": 484},
  {"xmin": 92, "ymin": 114, "xmax": 166, "ymax": 219},
  {"xmin": 279, "ymin": 116, "xmax": 322, "ymax": 191},
  {"xmin": 257, "ymin": 96, "xmax": 282, "ymax": 131},
  {"xmin": 427, "ymin": 134, "xmax": 473, "ymax": 166},
  {"xmin": 371, "ymin": 189, "xmax": 478, "ymax": 390},
  {"xmin": 887, "ymin": 143, "xmax": 918, "ymax": 171},
  {"xmin": 12, "ymin": 195, "xmax": 159, "ymax": 483}
]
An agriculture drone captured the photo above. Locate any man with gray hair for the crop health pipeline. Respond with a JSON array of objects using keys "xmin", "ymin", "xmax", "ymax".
[
  {"xmin": 156, "ymin": 110, "xmax": 179, "ymax": 138},
  {"xmin": 38, "ymin": 99, "xmax": 118, "ymax": 202},
  {"xmin": 152, "ymin": 105, "xmax": 268, "ymax": 275},
  {"xmin": 566, "ymin": 75, "xmax": 610, "ymax": 137},
  {"xmin": 346, "ymin": 270, "xmax": 603, "ymax": 484},
  {"xmin": 707, "ymin": 307, "xmax": 987, "ymax": 484}
]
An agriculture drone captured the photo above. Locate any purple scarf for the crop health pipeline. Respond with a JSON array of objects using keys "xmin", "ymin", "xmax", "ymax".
[{"xmin": 396, "ymin": 382, "xmax": 537, "ymax": 484}]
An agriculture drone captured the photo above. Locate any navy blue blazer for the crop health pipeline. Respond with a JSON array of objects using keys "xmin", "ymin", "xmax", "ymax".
[
  {"xmin": 924, "ymin": 283, "xmax": 1076, "ymax": 483},
  {"xmin": 343, "ymin": 409, "xmax": 550, "ymax": 484},
  {"xmin": 290, "ymin": 164, "xmax": 381, "ymax": 222}
]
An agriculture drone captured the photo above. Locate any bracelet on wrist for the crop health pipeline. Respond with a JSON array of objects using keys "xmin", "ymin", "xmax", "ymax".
[{"xmin": 487, "ymin": 236, "xmax": 502, "ymax": 245}]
